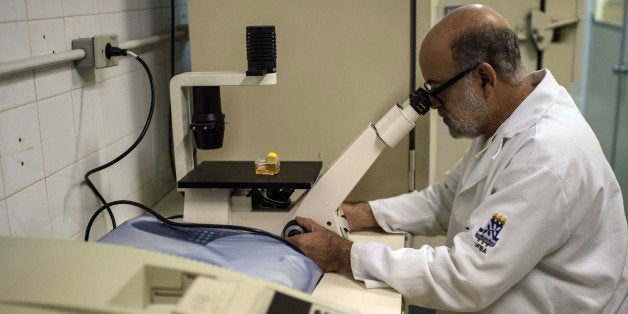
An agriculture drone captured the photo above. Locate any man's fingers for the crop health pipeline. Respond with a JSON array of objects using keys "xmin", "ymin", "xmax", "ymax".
[
  {"xmin": 285, "ymin": 234, "xmax": 309, "ymax": 257},
  {"xmin": 295, "ymin": 216, "xmax": 320, "ymax": 232},
  {"xmin": 285, "ymin": 233, "xmax": 300, "ymax": 245}
]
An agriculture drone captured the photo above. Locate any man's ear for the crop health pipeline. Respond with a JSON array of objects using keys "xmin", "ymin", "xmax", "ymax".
[{"xmin": 477, "ymin": 62, "xmax": 497, "ymax": 98}]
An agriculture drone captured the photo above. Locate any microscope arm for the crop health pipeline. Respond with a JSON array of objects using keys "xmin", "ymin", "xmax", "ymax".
[
  {"xmin": 170, "ymin": 72, "xmax": 278, "ymax": 183},
  {"xmin": 291, "ymin": 98, "xmax": 423, "ymax": 237}
]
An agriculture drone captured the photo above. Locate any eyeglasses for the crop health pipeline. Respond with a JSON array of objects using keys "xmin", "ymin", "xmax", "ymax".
[{"xmin": 415, "ymin": 65, "xmax": 477, "ymax": 108}]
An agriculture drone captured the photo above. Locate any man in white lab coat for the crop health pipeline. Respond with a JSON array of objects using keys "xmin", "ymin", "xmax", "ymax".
[{"xmin": 288, "ymin": 4, "xmax": 628, "ymax": 313}]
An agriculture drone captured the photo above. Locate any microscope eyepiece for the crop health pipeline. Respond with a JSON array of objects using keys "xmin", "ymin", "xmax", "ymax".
[{"xmin": 409, "ymin": 88, "xmax": 432, "ymax": 115}]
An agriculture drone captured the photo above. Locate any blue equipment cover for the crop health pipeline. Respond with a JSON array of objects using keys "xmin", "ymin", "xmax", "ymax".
[{"xmin": 98, "ymin": 216, "xmax": 322, "ymax": 293}]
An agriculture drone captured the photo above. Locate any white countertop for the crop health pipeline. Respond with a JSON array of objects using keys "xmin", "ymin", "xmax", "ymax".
[{"xmin": 311, "ymin": 231, "xmax": 404, "ymax": 314}]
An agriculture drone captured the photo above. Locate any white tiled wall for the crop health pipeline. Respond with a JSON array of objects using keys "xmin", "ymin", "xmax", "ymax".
[
  {"xmin": 26, "ymin": 0, "xmax": 64, "ymax": 20},
  {"xmin": 0, "ymin": 103, "xmax": 46, "ymax": 196},
  {"xmin": 39, "ymin": 92, "xmax": 77, "ymax": 176},
  {"xmin": 6, "ymin": 180, "xmax": 52, "ymax": 238},
  {"xmin": 0, "ymin": 0, "xmax": 189, "ymax": 241}
]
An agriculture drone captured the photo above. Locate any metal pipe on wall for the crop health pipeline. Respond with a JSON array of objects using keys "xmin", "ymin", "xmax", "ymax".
[
  {"xmin": 0, "ymin": 30, "xmax": 187, "ymax": 79},
  {"xmin": 610, "ymin": 0, "xmax": 628, "ymax": 167},
  {"xmin": 0, "ymin": 50, "xmax": 86, "ymax": 78},
  {"xmin": 119, "ymin": 30, "xmax": 187, "ymax": 51}
]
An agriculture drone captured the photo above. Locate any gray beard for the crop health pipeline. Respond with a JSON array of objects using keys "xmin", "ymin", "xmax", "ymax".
[{"xmin": 446, "ymin": 78, "xmax": 489, "ymax": 139}]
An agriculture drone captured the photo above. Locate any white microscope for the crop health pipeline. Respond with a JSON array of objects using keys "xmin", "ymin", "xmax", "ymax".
[{"xmin": 169, "ymin": 25, "xmax": 431, "ymax": 239}]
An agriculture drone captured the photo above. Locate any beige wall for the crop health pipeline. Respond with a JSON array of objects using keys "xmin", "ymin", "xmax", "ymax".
[
  {"xmin": 188, "ymin": 0, "xmax": 430, "ymax": 201},
  {"xmin": 187, "ymin": 0, "xmax": 585, "ymax": 198}
]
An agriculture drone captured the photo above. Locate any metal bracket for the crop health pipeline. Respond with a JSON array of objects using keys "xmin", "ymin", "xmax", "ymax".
[
  {"xmin": 612, "ymin": 64, "xmax": 628, "ymax": 74},
  {"xmin": 71, "ymin": 37, "xmax": 95, "ymax": 68},
  {"xmin": 528, "ymin": 9, "xmax": 579, "ymax": 52}
]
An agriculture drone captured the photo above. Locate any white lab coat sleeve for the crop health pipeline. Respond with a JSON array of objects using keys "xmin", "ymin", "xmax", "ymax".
[
  {"xmin": 368, "ymin": 156, "xmax": 465, "ymax": 236},
  {"xmin": 351, "ymin": 164, "xmax": 569, "ymax": 311}
]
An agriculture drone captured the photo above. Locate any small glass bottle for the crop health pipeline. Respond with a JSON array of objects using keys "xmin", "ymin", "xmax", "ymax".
[{"xmin": 255, "ymin": 151, "xmax": 280, "ymax": 175}]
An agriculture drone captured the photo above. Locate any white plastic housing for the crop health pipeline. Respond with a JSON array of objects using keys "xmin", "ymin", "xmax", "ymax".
[
  {"xmin": 169, "ymin": 72, "xmax": 277, "ymax": 183},
  {"xmin": 373, "ymin": 99, "xmax": 419, "ymax": 147}
]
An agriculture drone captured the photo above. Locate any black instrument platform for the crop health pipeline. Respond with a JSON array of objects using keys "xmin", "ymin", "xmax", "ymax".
[{"xmin": 177, "ymin": 161, "xmax": 322, "ymax": 189}]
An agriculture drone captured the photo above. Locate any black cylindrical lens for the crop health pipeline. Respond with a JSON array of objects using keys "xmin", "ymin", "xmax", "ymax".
[
  {"xmin": 191, "ymin": 86, "xmax": 225, "ymax": 149},
  {"xmin": 246, "ymin": 25, "xmax": 276, "ymax": 76}
]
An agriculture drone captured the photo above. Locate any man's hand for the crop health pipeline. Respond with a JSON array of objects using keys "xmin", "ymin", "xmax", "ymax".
[
  {"xmin": 286, "ymin": 216, "xmax": 353, "ymax": 273},
  {"xmin": 340, "ymin": 202, "xmax": 380, "ymax": 230}
]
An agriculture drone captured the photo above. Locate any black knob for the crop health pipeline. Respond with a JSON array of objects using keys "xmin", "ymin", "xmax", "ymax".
[{"xmin": 282, "ymin": 219, "xmax": 305, "ymax": 238}]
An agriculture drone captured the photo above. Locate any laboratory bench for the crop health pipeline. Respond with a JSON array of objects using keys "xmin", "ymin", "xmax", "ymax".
[{"xmin": 154, "ymin": 189, "xmax": 404, "ymax": 314}]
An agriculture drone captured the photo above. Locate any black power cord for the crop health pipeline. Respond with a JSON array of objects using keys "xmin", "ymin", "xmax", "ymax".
[
  {"xmin": 84, "ymin": 46, "xmax": 304, "ymax": 255},
  {"xmin": 83, "ymin": 46, "xmax": 154, "ymax": 234}
]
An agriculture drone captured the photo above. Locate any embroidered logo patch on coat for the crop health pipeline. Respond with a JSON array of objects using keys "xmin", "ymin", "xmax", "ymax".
[{"xmin": 474, "ymin": 213, "xmax": 507, "ymax": 253}]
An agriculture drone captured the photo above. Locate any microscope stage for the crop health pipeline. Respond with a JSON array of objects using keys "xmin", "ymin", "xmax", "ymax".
[{"xmin": 178, "ymin": 161, "xmax": 322, "ymax": 190}]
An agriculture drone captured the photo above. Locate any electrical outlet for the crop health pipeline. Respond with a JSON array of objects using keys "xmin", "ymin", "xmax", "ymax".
[
  {"xmin": 93, "ymin": 34, "xmax": 119, "ymax": 68},
  {"xmin": 72, "ymin": 34, "xmax": 119, "ymax": 69}
]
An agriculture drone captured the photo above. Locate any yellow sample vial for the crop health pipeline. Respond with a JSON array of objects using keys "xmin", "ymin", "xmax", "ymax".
[{"xmin": 255, "ymin": 151, "xmax": 281, "ymax": 175}]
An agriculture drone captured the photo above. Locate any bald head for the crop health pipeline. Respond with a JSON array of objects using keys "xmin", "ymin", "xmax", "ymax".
[
  {"xmin": 437, "ymin": 4, "xmax": 509, "ymax": 34},
  {"xmin": 421, "ymin": 5, "xmax": 509, "ymax": 58},
  {"xmin": 420, "ymin": 5, "xmax": 525, "ymax": 86}
]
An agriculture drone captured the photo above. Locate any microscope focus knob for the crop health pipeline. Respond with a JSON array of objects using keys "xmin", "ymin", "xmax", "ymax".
[{"xmin": 283, "ymin": 220, "xmax": 305, "ymax": 238}]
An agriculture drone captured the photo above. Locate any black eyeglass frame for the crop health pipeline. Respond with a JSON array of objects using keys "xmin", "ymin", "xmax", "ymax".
[{"xmin": 418, "ymin": 64, "xmax": 478, "ymax": 106}]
